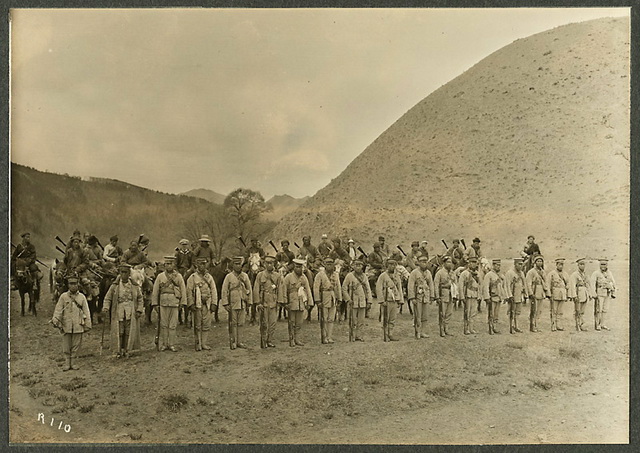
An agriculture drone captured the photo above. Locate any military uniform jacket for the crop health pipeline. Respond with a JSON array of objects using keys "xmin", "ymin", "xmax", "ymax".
[
  {"xmin": 458, "ymin": 269, "xmax": 481, "ymax": 300},
  {"xmin": 590, "ymin": 270, "xmax": 616, "ymax": 298},
  {"xmin": 275, "ymin": 249, "xmax": 295, "ymax": 266},
  {"xmin": 151, "ymin": 271, "xmax": 186, "ymax": 307},
  {"xmin": 526, "ymin": 267, "xmax": 550, "ymax": 299},
  {"xmin": 546, "ymin": 269, "xmax": 569, "ymax": 301},
  {"xmin": 187, "ymin": 271, "xmax": 218, "ymax": 310},
  {"xmin": 482, "ymin": 270, "xmax": 506, "ymax": 302},
  {"xmin": 317, "ymin": 242, "xmax": 333, "ymax": 258},
  {"xmin": 64, "ymin": 248, "xmax": 89, "ymax": 273},
  {"xmin": 283, "ymin": 272, "xmax": 313, "ymax": 311},
  {"xmin": 367, "ymin": 252, "xmax": 384, "ymax": 270},
  {"xmin": 405, "ymin": 249, "xmax": 423, "ymax": 272},
  {"xmin": 193, "ymin": 246, "xmax": 216, "ymax": 266},
  {"xmin": 376, "ymin": 271, "xmax": 404, "ymax": 304},
  {"xmin": 52, "ymin": 291, "xmax": 92, "ymax": 334},
  {"xmin": 434, "ymin": 268, "xmax": 454, "ymax": 302},
  {"xmin": 175, "ymin": 249, "xmax": 194, "ymax": 273},
  {"xmin": 253, "ymin": 270, "xmax": 283, "ymax": 309},
  {"xmin": 103, "ymin": 277, "xmax": 144, "ymax": 319},
  {"xmin": 313, "ymin": 269, "xmax": 342, "ymax": 308},
  {"xmin": 407, "ymin": 268, "xmax": 434, "ymax": 303},
  {"xmin": 122, "ymin": 250, "xmax": 148, "ymax": 266},
  {"xmin": 221, "ymin": 271, "xmax": 253, "ymax": 310},
  {"xmin": 12, "ymin": 242, "xmax": 37, "ymax": 266},
  {"xmin": 568, "ymin": 270, "xmax": 591, "ymax": 303},
  {"xmin": 504, "ymin": 268, "xmax": 528, "ymax": 303},
  {"xmin": 463, "ymin": 246, "xmax": 482, "ymax": 262},
  {"xmin": 446, "ymin": 246, "xmax": 464, "ymax": 266},
  {"xmin": 342, "ymin": 272, "xmax": 371, "ymax": 308}
]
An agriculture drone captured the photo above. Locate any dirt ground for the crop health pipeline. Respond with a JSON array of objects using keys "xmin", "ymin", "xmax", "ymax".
[{"xmin": 8, "ymin": 261, "xmax": 628, "ymax": 445}]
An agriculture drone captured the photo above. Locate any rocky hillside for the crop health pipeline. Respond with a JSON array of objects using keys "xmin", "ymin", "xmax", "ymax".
[
  {"xmin": 272, "ymin": 17, "xmax": 630, "ymax": 259},
  {"xmin": 264, "ymin": 194, "xmax": 310, "ymax": 222}
]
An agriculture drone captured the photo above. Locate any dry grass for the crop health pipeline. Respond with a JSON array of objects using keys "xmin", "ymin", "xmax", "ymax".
[
  {"xmin": 61, "ymin": 377, "xmax": 88, "ymax": 391},
  {"xmin": 161, "ymin": 393, "xmax": 189, "ymax": 412}
]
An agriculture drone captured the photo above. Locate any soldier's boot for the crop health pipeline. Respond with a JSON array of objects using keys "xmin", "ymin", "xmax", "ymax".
[
  {"xmin": 477, "ymin": 300, "xmax": 482, "ymax": 313},
  {"xmin": 201, "ymin": 331, "xmax": 211, "ymax": 350},
  {"xmin": 70, "ymin": 355, "xmax": 79, "ymax": 370},
  {"xmin": 365, "ymin": 304, "xmax": 371, "ymax": 318},
  {"xmin": 488, "ymin": 318, "xmax": 494, "ymax": 335},
  {"xmin": 439, "ymin": 323, "xmax": 445, "ymax": 338},
  {"xmin": 327, "ymin": 323, "xmax": 335, "ymax": 343},
  {"xmin": 195, "ymin": 331, "xmax": 202, "ymax": 351},
  {"xmin": 63, "ymin": 355, "xmax": 71, "ymax": 372}
]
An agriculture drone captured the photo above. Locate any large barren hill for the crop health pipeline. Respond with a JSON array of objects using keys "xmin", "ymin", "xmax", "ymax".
[{"xmin": 272, "ymin": 17, "xmax": 630, "ymax": 259}]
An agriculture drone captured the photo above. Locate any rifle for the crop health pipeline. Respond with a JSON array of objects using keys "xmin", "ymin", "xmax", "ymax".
[
  {"xmin": 259, "ymin": 304, "xmax": 267, "ymax": 349},
  {"xmin": 99, "ymin": 314, "xmax": 106, "ymax": 356},
  {"xmin": 461, "ymin": 239, "xmax": 467, "ymax": 250},
  {"xmin": 348, "ymin": 286, "xmax": 355, "ymax": 342},
  {"xmin": 238, "ymin": 236, "xmax": 247, "ymax": 248},
  {"xmin": 55, "ymin": 235, "xmax": 67, "ymax": 248},
  {"xmin": 155, "ymin": 303, "xmax": 162, "ymax": 351},
  {"xmin": 268, "ymin": 240, "xmax": 279, "ymax": 254},
  {"xmin": 442, "ymin": 239, "xmax": 449, "ymax": 250},
  {"xmin": 319, "ymin": 300, "xmax": 326, "ymax": 343},
  {"xmin": 287, "ymin": 304, "xmax": 294, "ymax": 346},
  {"xmin": 357, "ymin": 246, "xmax": 368, "ymax": 259},
  {"xmin": 10, "ymin": 243, "xmax": 49, "ymax": 268},
  {"xmin": 382, "ymin": 299, "xmax": 389, "ymax": 342},
  {"xmin": 294, "ymin": 242, "xmax": 301, "ymax": 249},
  {"xmin": 396, "ymin": 245, "xmax": 407, "ymax": 257},
  {"xmin": 56, "ymin": 245, "xmax": 65, "ymax": 255}
]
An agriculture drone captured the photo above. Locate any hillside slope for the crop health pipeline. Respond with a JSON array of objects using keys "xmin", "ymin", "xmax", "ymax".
[
  {"xmin": 180, "ymin": 188, "xmax": 227, "ymax": 205},
  {"xmin": 11, "ymin": 164, "xmax": 216, "ymax": 260},
  {"xmin": 272, "ymin": 17, "xmax": 630, "ymax": 258}
]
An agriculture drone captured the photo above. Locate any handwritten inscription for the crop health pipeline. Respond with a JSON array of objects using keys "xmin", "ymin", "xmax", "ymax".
[{"xmin": 37, "ymin": 413, "xmax": 71, "ymax": 433}]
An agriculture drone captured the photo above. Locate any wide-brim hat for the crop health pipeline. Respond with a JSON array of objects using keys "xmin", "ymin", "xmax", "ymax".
[
  {"xmin": 179, "ymin": 239, "xmax": 190, "ymax": 245},
  {"xmin": 292, "ymin": 258, "xmax": 306, "ymax": 265},
  {"xmin": 199, "ymin": 235, "xmax": 212, "ymax": 242}
]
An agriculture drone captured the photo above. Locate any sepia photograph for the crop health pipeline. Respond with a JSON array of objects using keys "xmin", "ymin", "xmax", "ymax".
[{"xmin": 7, "ymin": 6, "xmax": 630, "ymax": 445}]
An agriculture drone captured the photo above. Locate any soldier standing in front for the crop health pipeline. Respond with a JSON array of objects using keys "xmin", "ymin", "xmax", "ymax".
[
  {"xmin": 525, "ymin": 255, "xmax": 550, "ymax": 332},
  {"xmin": 253, "ymin": 256, "xmax": 283, "ymax": 348},
  {"xmin": 313, "ymin": 257, "xmax": 342, "ymax": 344},
  {"xmin": 407, "ymin": 255, "xmax": 434, "ymax": 339},
  {"xmin": 342, "ymin": 259, "xmax": 371, "ymax": 341},
  {"xmin": 434, "ymin": 256, "xmax": 455, "ymax": 337},
  {"xmin": 282, "ymin": 259, "xmax": 313, "ymax": 347},
  {"xmin": 221, "ymin": 257, "xmax": 253, "ymax": 349},
  {"xmin": 50, "ymin": 275, "xmax": 92, "ymax": 371},
  {"xmin": 458, "ymin": 256, "xmax": 481, "ymax": 335},
  {"xmin": 546, "ymin": 258, "xmax": 569, "ymax": 331},
  {"xmin": 376, "ymin": 258, "xmax": 403, "ymax": 341},
  {"xmin": 482, "ymin": 259, "xmax": 506, "ymax": 335},
  {"xmin": 151, "ymin": 256, "xmax": 186, "ymax": 352},
  {"xmin": 590, "ymin": 259, "xmax": 616, "ymax": 331},
  {"xmin": 504, "ymin": 258, "xmax": 528, "ymax": 334},
  {"xmin": 186, "ymin": 257, "xmax": 218, "ymax": 351},
  {"xmin": 568, "ymin": 258, "xmax": 592, "ymax": 332}
]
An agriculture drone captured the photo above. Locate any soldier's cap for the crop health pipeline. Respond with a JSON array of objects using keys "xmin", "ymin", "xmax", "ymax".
[
  {"xmin": 129, "ymin": 240, "xmax": 138, "ymax": 246},
  {"xmin": 473, "ymin": 237, "xmax": 481, "ymax": 243},
  {"xmin": 576, "ymin": 258, "xmax": 586, "ymax": 264},
  {"xmin": 352, "ymin": 258, "xmax": 364, "ymax": 265},
  {"xmin": 110, "ymin": 235, "xmax": 118, "ymax": 242},
  {"xmin": 70, "ymin": 237, "xmax": 81, "ymax": 243},
  {"xmin": 324, "ymin": 257, "xmax": 334, "ymax": 264},
  {"xmin": 528, "ymin": 235, "xmax": 535, "ymax": 240},
  {"xmin": 468, "ymin": 256, "xmax": 478, "ymax": 263},
  {"xmin": 195, "ymin": 257, "xmax": 209, "ymax": 264},
  {"xmin": 179, "ymin": 238, "xmax": 190, "ymax": 245},
  {"xmin": 321, "ymin": 233, "xmax": 328, "ymax": 239},
  {"xmin": 373, "ymin": 242, "xmax": 381, "ymax": 249},
  {"xmin": 232, "ymin": 256, "xmax": 245, "ymax": 265},
  {"xmin": 264, "ymin": 255, "xmax": 277, "ymax": 263},
  {"xmin": 453, "ymin": 239, "xmax": 460, "ymax": 244},
  {"xmin": 199, "ymin": 235, "xmax": 212, "ymax": 242},
  {"xmin": 281, "ymin": 239, "xmax": 290, "ymax": 245},
  {"xmin": 20, "ymin": 232, "xmax": 30, "ymax": 238},
  {"xmin": 348, "ymin": 239, "xmax": 355, "ymax": 243},
  {"xmin": 442, "ymin": 256, "xmax": 452, "ymax": 263},
  {"xmin": 386, "ymin": 258, "xmax": 397, "ymax": 264},
  {"xmin": 163, "ymin": 255, "xmax": 176, "ymax": 263},
  {"xmin": 514, "ymin": 258, "xmax": 523, "ymax": 264},
  {"xmin": 492, "ymin": 259, "xmax": 501, "ymax": 264},
  {"xmin": 599, "ymin": 259, "xmax": 609, "ymax": 264},
  {"xmin": 411, "ymin": 241, "xmax": 419, "ymax": 247},
  {"xmin": 302, "ymin": 235, "xmax": 311, "ymax": 241},
  {"xmin": 418, "ymin": 255, "xmax": 429, "ymax": 262},
  {"xmin": 118, "ymin": 263, "xmax": 132, "ymax": 271},
  {"xmin": 292, "ymin": 258, "xmax": 306, "ymax": 265},
  {"xmin": 421, "ymin": 240, "xmax": 428, "ymax": 245},
  {"xmin": 534, "ymin": 255, "xmax": 544, "ymax": 262},
  {"xmin": 87, "ymin": 235, "xmax": 98, "ymax": 245},
  {"xmin": 555, "ymin": 258, "xmax": 565, "ymax": 264},
  {"xmin": 66, "ymin": 275, "xmax": 80, "ymax": 283},
  {"xmin": 378, "ymin": 236, "xmax": 385, "ymax": 241}
]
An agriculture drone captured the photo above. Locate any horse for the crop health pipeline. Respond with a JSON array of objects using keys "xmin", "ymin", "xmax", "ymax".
[
  {"xmin": 14, "ymin": 258, "xmax": 39, "ymax": 316},
  {"xmin": 211, "ymin": 257, "xmax": 232, "ymax": 323}
]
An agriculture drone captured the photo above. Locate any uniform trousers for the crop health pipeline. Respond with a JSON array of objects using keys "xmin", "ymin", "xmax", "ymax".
[
  {"xmin": 550, "ymin": 299, "xmax": 565, "ymax": 330},
  {"xmin": 351, "ymin": 306, "xmax": 366, "ymax": 339},
  {"xmin": 574, "ymin": 300, "xmax": 587, "ymax": 330},
  {"xmin": 594, "ymin": 295, "xmax": 610, "ymax": 328},
  {"xmin": 228, "ymin": 308, "xmax": 246, "ymax": 346},
  {"xmin": 321, "ymin": 305, "xmax": 337, "ymax": 340},
  {"xmin": 530, "ymin": 298, "xmax": 544, "ymax": 330},
  {"xmin": 412, "ymin": 300, "xmax": 429, "ymax": 336},
  {"xmin": 438, "ymin": 299, "xmax": 453, "ymax": 333},
  {"xmin": 118, "ymin": 319, "xmax": 131, "ymax": 350},
  {"xmin": 381, "ymin": 302, "xmax": 398, "ymax": 339},
  {"xmin": 62, "ymin": 333, "xmax": 83, "ymax": 356},
  {"xmin": 159, "ymin": 306, "xmax": 179, "ymax": 348},
  {"xmin": 463, "ymin": 298, "xmax": 478, "ymax": 332},
  {"xmin": 259, "ymin": 306, "xmax": 277, "ymax": 343}
]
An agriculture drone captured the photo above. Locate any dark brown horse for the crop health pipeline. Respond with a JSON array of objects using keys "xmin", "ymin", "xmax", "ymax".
[{"xmin": 14, "ymin": 258, "xmax": 39, "ymax": 316}]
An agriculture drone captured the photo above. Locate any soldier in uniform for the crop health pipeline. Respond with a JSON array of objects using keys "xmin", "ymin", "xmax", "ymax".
[
  {"xmin": 483, "ymin": 259, "xmax": 506, "ymax": 335},
  {"xmin": 525, "ymin": 255, "xmax": 550, "ymax": 332},
  {"xmin": 419, "ymin": 241, "xmax": 429, "ymax": 261},
  {"xmin": 50, "ymin": 275, "xmax": 92, "ymax": 371},
  {"xmin": 405, "ymin": 241, "xmax": 422, "ymax": 272},
  {"xmin": 590, "ymin": 259, "xmax": 616, "ymax": 331},
  {"xmin": 367, "ymin": 242, "xmax": 385, "ymax": 302},
  {"xmin": 253, "ymin": 255, "xmax": 283, "ymax": 348},
  {"xmin": 121, "ymin": 240, "xmax": 149, "ymax": 267},
  {"xmin": 175, "ymin": 239, "xmax": 194, "ymax": 277},
  {"xmin": 546, "ymin": 258, "xmax": 569, "ymax": 331},
  {"xmin": 504, "ymin": 258, "xmax": 528, "ymax": 334},
  {"xmin": 192, "ymin": 235, "xmax": 216, "ymax": 272},
  {"xmin": 342, "ymin": 259, "xmax": 371, "ymax": 341},
  {"xmin": 298, "ymin": 236, "xmax": 318, "ymax": 264},
  {"xmin": 85, "ymin": 236, "xmax": 104, "ymax": 265},
  {"xmin": 103, "ymin": 235, "xmax": 123, "ymax": 263},
  {"xmin": 317, "ymin": 234, "xmax": 334, "ymax": 259},
  {"xmin": 568, "ymin": 258, "xmax": 592, "ymax": 332},
  {"xmin": 102, "ymin": 263, "xmax": 144, "ymax": 358},
  {"xmin": 378, "ymin": 235, "xmax": 391, "ymax": 259},
  {"xmin": 186, "ymin": 257, "xmax": 218, "ymax": 351},
  {"xmin": 151, "ymin": 256, "xmax": 186, "ymax": 352},
  {"xmin": 407, "ymin": 255, "xmax": 435, "ymax": 339},
  {"xmin": 434, "ymin": 256, "xmax": 455, "ymax": 337},
  {"xmin": 282, "ymin": 258, "xmax": 313, "ymax": 347},
  {"xmin": 458, "ymin": 256, "xmax": 481, "ymax": 335},
  {"xmin": 446, "ymin": 239, "xmax": 464, "ymax": 268},
  {"xmin": 346, "ymin": 239, "xmax": 358, "ymax": 262},
  {"xmin": 275, "ymin": 240, "xmax": 295, "ymax": 267},
  {"xmin": 221, "ymin": 257, "xmax": 253, "ymax": 349},
  {"xmin": 313, "ymin": 257, "xmax": 342, "ymax": 344},
  {"xmin": 463, "ymin": 237, "xmax": 483, "ymax": 265},
  {"xmin": 376, "ymin": 258, "xmax": 403, "ymax": 341},
  {"xmin": 11, "ymin": 232, "xmax": 42, "ymax": 290}
]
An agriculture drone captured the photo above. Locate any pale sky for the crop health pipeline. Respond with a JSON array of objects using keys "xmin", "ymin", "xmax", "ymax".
[{"xmin": 10, "ymin": 7, "xmax": 630, "ymax": 199}]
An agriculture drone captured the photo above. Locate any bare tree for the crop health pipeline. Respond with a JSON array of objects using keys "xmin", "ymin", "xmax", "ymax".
[
  {"xmin": 181, "ymin": 205, "xmax": 235, "ymax": 260},
  {"xmin": 223, "ymin": 188, "xmax": 272, "ymax": 241}
]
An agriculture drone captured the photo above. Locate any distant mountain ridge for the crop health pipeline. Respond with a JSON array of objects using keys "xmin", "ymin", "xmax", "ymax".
[{"xmin": 180, "ymin": 188, "xmax": 227, "ymax": 205}]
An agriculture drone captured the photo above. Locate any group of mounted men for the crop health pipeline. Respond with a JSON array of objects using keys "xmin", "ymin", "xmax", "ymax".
[{"xmin": 10, "ymin": 230, "xmax": 618, "ymax": 372}]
